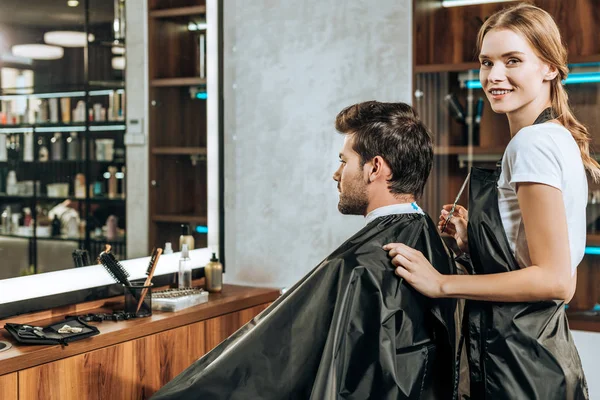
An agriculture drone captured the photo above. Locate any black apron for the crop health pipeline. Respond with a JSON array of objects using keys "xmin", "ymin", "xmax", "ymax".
[{"xmin": 465, "ymin": 109, "xmax": 588, "ymax": 399}]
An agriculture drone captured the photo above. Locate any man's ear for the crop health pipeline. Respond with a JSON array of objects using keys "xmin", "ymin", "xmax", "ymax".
[{"xmin": 368, "ymin": 156, "xmax": 388, "ymax": 183}]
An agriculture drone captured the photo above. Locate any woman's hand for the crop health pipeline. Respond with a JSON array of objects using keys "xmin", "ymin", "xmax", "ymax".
[
  {"xmin": 439, "ymin": 204, "xmax": 469, "ymax": 254},
  {"xmin": 382, "ymin": 243, "xmax": 446, "ymax": 298}
]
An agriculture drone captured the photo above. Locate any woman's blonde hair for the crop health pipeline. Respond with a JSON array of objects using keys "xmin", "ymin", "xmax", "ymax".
[{"xmin": 476, "ymin": 3, "xmax": 600, "ymax": 181}]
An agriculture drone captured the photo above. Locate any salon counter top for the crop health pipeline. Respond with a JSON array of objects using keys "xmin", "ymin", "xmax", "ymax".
[{"xmin": 0, "ymin": 284, "xmax": 280, "ymax": 376}]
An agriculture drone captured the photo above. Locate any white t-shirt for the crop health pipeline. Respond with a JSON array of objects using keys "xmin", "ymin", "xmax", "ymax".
[{"xmin": 497, "ymin": 122, "xmax": 587, "ymax": 275}]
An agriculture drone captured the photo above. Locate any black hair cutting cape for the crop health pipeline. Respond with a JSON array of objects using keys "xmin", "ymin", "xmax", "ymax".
[{"xmin": 152, "ymin": 214, "xmax": 458, "ymax": 400}]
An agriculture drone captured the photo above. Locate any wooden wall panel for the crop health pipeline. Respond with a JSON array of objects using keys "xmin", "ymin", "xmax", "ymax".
[
  {"xmin": 0, "ymin": 373, "xmax": 17, "ymax": 400},
  {"xmin": 415, "ymin": 0, "xmax": 600, "ymax": 66}
]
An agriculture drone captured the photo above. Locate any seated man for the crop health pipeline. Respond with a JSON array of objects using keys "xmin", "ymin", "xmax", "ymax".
[{"xmin": 152, "ymin": 101, "xmax": 457, "ymax": 400}]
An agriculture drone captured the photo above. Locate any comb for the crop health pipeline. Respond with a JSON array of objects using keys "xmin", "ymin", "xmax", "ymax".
[
  {"xmin": 98, "ymin": 246, "xmax": 130, "ymax": 286},
  {"xmin": 136, "ymin": 248, "xmax": 162, "ymax": 313}
]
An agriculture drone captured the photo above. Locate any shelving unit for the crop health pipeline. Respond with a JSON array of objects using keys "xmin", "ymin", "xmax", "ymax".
[
  {"xmin": 0, "ymin": 0, "xmax": 127, "ymax": 273},
  {"xmin": 413, "ymin": 0, "xmax": 600, "ymax": 319},
  {"xmin": 147, "ymin": 0, "xmax": 210, "ymax": 252}
]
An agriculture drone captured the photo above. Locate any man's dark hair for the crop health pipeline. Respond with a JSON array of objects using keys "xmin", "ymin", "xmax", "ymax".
[{"xmin": 335, "ymin": 101, "xmax": 433, "ymax": 200}]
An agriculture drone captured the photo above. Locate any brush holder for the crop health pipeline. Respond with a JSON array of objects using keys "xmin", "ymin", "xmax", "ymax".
[{"xmin": 123, "ymin": 283, "xmax": 153, "ymax": 317}]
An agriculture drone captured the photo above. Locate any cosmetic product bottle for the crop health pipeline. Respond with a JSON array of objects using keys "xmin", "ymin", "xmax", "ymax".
[
  {"xmin": 0, "ymin": 133, "xmax": 7, "ymax": 162},
  {"xmin": 51, "ymin": 133, "xmax": 62, "ymax": 161},
  {"xmin": 179, "ymin": 224, "xmax": 195, "ymax": 251},
  {"xmin": 49, "ymin": 98, "xmax": 59, "ymax": 123},
  {"xmin": 60, "ymin": 97, "xmax": 71, "ymax": 123},
  {"xmin": 23, "ymin": 207, "xmax": 32, "ymax": 227},
  {"xmin": 6, "ymin": 170, "xmax": 17, "ymax": 195},
  {"xmin": 1, "ymin": 206, "xmax": 12, "ymax": 234},
  {"xmin": 23, "ymin": 132, "xmax": 34, "ymax": 162},
  {"xmin": 121, "ymin": 166, "xmax": 126, "ymax": 199},
  {"xmin": 67, "ymin": 132, "xmax": 79, "ymax": 161},
  {"xmin": 204, "ymin": 252, "xmax": 223, "ymax": 293},
  {"xmin": 178, "ymin": 244, "xmax": 192, "ymax": 289},
  {"xmin": 51, "ymin": 214, "xmax": 61, "ymax": 237},
  {"xmin": 38, "ymin": 137, "xmax": 49, "ymax": 162},
  {"xmin": 106, "ymin": 215, "xmax": 118, "ymax": 240},
  {"xmin": 108, "ymin": 166, "xmax": 118, "ymax": 199},
  {"xmin": 164, "ymin": 242, "xmax": 173, "ymax": 254},
  {"xmin": 75, "ymin": 173, "xmax": 86, "ymax": 198}
]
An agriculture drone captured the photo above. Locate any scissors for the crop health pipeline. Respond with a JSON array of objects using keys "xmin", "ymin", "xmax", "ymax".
[{"xmin": 441, "ymin": 172, "xmax": 471, "ymax": 233}]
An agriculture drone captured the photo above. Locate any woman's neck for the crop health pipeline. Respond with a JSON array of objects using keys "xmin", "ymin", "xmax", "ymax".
[{"xmin": 507, "ymin": 101, "xmax": 553, "ymax": 136}]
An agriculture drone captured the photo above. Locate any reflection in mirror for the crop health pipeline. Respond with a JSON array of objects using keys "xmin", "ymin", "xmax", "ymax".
[{"xmin": 0, "ymin": 0, "xmax": 127, "ymax": 279}]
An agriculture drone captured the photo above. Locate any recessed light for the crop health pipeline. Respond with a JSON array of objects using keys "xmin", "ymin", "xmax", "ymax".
[
  {"xmin": 11, "ymin": 44, "xmax": 64, "ymax": 60},
  {"xmin": 44, "ymin": 31, "xmax": 95, "ymax": 48},
  {"xmin": 67, "ymin": 0, "xmax": 79, "ymax": 7},
  {"xmin": 111, "ymin": 57, "xmax": 125, "ymax": 70}
]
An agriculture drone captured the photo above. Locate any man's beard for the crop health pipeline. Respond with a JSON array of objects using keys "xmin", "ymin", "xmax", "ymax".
[{"xmin": 338, "ymin": 179, "xmax": 369, "ymax": 216}]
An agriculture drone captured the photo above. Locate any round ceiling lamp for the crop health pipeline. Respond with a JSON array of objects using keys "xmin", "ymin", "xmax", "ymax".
[
  {"xmin": 111, "ymin": 46, "xmax": 125, "ymax": 55},
  {"xmin": 11, "ymin": 44, "xmax": 64, "ymax": 60},
  {"xmin": 44, "ymin": 31, "xmax": 95, "ymax": 48},
  {"xmin": 111, "ymin": 56, "xmax": 125, "ymax": 70}
]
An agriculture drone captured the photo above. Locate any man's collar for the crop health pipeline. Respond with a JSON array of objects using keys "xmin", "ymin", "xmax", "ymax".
[{"xmin": 364, "ymin": 203, "xmax": 423, "ymax": 225}]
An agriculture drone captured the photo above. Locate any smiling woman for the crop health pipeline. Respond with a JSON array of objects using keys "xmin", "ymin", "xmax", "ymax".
[{"xmin": 397, "ymin": 3, "xmax": 597, "ymax": 399}]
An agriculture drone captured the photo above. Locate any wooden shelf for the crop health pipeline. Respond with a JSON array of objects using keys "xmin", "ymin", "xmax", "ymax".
[
  {"xmin": 415, "ymin": 62, "xmax": 479, "ymax": 74},
  {"xmin": 151, "ymin": 146, "xmax": 207, "ymax": 155},
  {"xmin": 152, "ymin": 214, "xmax": 207, "ymax": 224},
  {"xmin": 586, "ymin": 234, "xmax": 600, "ymax": 246},
  {"xmin": 151, "ymin": 77, "xmax": 206, "ymax": 87},
  {"xmin": 433, "ymin": 146, "xmax": 506, "ymax": 155},
  {"xmin": 149, "ymin": 5, "xmax": 206, "ymax": 18},
  {"xmin": 567, "ymin": 312, "xmax": 600, "ymax": 333}
]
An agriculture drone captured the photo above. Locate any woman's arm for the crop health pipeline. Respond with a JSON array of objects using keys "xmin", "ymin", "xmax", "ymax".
[{"xmin": 384, "ymin": 182, "xmax": 577, "ymax": 302}]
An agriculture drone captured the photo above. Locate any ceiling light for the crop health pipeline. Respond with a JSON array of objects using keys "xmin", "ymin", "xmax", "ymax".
[
  {"xmin": 111, "ymin": 56, "xmax": 125, "ymax": 70},
  {"xmin": 44, "ymin": 31, "xmax": 94, "ymax": 48},
  {"xmin": 67, "ymin": 0, "xmax": 79, "ymax": 6},
  {"xmin": 111, "ymin": 46, "xmax": 125, "ymax": 55},
  {"xmin": 441, "ymin": 0, "xmax": 517, "ymax": 7},
  {"xmin": 11, "ymin": 44, "xmax": 63, "ymax": 60}
]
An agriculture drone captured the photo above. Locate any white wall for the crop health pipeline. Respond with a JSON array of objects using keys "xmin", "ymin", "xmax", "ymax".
[
  {"xmin": 572, "ymin": 330, "xmax": 600, "ymax": 398},
  {"xmin": 222, "ymin": 0, "xmax": 412, "ymax": 288}
]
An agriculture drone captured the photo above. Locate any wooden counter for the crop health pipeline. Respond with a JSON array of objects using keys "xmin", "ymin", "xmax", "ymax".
[{"xmin": 0, "ymin": 284, "xmax": 280, "ymax": 400}]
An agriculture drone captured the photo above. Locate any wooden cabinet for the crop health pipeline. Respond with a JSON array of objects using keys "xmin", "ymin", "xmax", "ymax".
[
  {"xmin": 0, "ymin": 285, "xmax": 279, "ymax": 399},
  {"xmin": 18, "ymin": 321, "xmax": 207, "ymax": 400},
  {"xmin": 147, "ymin": 0, "xmax": 213, "ymax": 251},
  {"xmin": 0, "ymin": 373, "xmax": 17, "ymax": 400}
]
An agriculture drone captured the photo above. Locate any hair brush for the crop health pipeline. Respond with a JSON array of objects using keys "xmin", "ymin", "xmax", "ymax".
[{"xmin": 98, "ymin": 245, "xmax": 130, "ymax": 286}]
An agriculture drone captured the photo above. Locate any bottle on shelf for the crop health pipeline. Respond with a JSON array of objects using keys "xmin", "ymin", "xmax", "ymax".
[
  {"xmin": 164, "ymin": 242, "xmax": 173, "ymax": 254},
  {"xmin": 51, "ymin": 214, "xmax": 61, "ymax": 237},
  {"xmin": 67, "ymin": 132, "xmax": 79, "ymax": 161},
  {"xmin": 38, "ymin": 137, "xmax": 49, "ymax": 162},
  {"xmin": 204, "ymin": 252, "xmax": 223, "ymax": 293},
  {"xmin": 51, "ymin": 133, "xmax": 62, "ymax": 161},
  {"xmin": 6, "ymin": 170, "xmax": 17, "ymax": 195},
  {"xmin": 178, "ymin": 244, "xmax": 192, "ymax": 289},
  {"xmin": 107, "ymin": 166, "xmax": 118, "ymax": 199},
  {"xmin": 23, "ymin": 132, "xmax": 34, "ymax": 162},
  {"xmin": 0, "ymin": 133, "xmax": 7, "ymax": 162},
  {"xmin": 179, "ymin": 224, "xmax": 194, "ymax": 251},
  {"xmin": 1, "ymin": 206, "xmax": 11, "ymax": 234},
  {"xmin": 75, "ymin": 173, "xmax": 86, "ymax": 199}
]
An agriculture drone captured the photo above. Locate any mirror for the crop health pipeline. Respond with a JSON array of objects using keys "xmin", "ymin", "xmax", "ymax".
[{"xmin": 0, "ymin": 0, "xmax": 127, "ymax": 279}]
